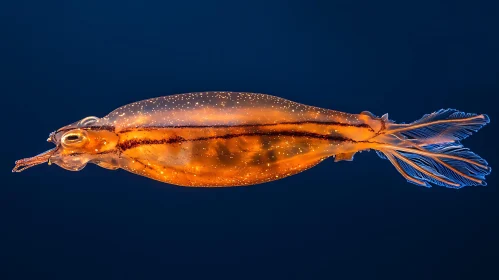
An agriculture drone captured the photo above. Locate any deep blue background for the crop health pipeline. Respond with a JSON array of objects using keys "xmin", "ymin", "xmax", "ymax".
[{"xmin": 1, "ymin": 0, "xmax": 498, "ymax": 279}]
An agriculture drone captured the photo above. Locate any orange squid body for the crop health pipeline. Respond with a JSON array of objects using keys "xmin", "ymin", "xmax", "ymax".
[
  {"xmin": 14, "ymin": 91, "xmax": 491, "ymax": 188},
  {"xmin": 105, "ymin": 92, "xmax": 382, "ymax": 186}
]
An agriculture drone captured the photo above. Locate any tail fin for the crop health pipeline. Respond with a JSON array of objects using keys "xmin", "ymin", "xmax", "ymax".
[{"xmin": 372, "ymin": 109, "xmax": 491, "ymax": 188}]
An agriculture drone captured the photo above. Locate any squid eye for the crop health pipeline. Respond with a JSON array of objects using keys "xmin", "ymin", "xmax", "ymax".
[
  {"xmin": 61, "ymin": 132, "xmax": 86, "ymax": 146},
  {"xmin": 65, "ymin": 134, "xmax": 80, "ymax": 141}
]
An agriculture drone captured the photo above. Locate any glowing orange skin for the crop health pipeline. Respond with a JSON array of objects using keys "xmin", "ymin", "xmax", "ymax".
[
  {"xmin": 102, "ymin": 92, "xmax": 383, "ymax": 187},
  {"xmin": 16, "ymin": 92, "xmax": 385, "ymax": 187}
]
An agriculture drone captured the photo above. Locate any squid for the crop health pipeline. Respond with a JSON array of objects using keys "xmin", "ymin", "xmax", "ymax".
[{"xmin": 13, "ymin": 92, "xmax": 491, "ymax": 188}]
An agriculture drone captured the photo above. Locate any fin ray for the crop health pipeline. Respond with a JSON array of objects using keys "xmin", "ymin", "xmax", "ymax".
[
  {"xmin": 372, "ymin": 109, "xmax": 491, "ymax": 188},
  {"xmin": 383, "ymin": 109, "xmax": 490, "ymax": 144}
]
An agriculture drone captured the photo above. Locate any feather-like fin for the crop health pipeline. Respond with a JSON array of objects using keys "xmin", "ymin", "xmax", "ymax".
[
  {"xmin": 372, "ymin": 109, "xmax": 491, "ymax": 188},
  {"xmin": 383, "ymin": 109, "xmax": 489, "ymax": 144}
]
